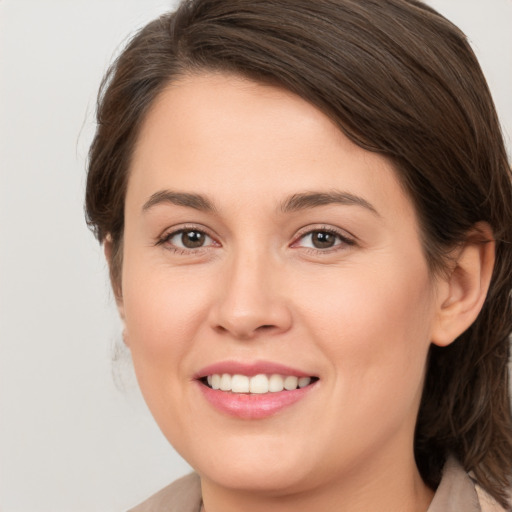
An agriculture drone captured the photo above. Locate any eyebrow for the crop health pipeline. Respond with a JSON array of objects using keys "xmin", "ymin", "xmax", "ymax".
[
  {"xmin": 142, "ymin": 189, "xmax": 378, "ymax": 216},
  {"xmin": 142, "ymin": 190, "xmax": 216, "ymax": 212},
  {"xmin": 279, "ymin": 190, "xmax": 379, "ymax": 216}
]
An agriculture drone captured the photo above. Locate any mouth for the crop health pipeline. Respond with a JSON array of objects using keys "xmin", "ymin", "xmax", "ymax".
[
  {"xmin": 199, "ymin": 373, "xmax": 319, "ymax": 394},
  {"xmin": 195, "ymin": 361, "xmax": 319, "ymax": 419}
]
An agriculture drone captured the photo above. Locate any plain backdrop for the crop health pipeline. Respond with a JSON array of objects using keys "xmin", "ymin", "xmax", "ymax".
[{"xmin": 0, "ymin": 1, "xmax": 511, "ymax": 510}]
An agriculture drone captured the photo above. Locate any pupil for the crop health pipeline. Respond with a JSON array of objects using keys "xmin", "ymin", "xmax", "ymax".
[
  {"xmin": 182, "ymin": 230, "xmax": 205, "ymax": 248},
  {"xmin": 312, "ymin": 231, "xmax": 335, "ymax": 249}
]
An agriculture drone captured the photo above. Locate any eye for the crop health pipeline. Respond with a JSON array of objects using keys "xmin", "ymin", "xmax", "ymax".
[
  {"xmin": 160, "ymin": 228, "xmax": 215, "ymax": 250},
  {"xmin": 295, "ymin": 229, "xmax": 354, "ymax": 250}
]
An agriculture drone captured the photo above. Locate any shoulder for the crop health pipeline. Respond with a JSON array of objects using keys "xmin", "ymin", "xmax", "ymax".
[
  {"xmin": 127, "ymin": 473, "xmax": 202, "ymax": 512},
  {"xmin": 428, "ymin": 456, "xmax": 511, "ymax": 512},
  {"xmin": 473, "ymin": 479, "xmax": 511, "ymax": 512}
]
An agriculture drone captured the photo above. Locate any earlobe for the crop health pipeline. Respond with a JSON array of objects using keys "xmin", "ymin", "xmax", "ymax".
[{"xmin": 431, "ymin": 223, "xmax": 495, "ymax": 347}]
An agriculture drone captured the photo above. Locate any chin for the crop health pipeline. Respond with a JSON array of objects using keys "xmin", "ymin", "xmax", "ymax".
[
  {"xmin": 177, "ymin": 433, "xmax": 319, "ymax": 494},
  {"xmin": 198, "ymin": 460, "xmax": 314, "ymax": 495}
]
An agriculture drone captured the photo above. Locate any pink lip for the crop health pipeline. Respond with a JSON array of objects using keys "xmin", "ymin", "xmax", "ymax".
[
  {"xmin": 195, "ymin": 360, "xmax": 314, "ymax": 379},
  {"xmin": 194, "ymin": 360, "xmax": 318, "ymax": 420},
  {"xmin": 197, "ymin": 382, "xmax": 316, "ymax": 420}
]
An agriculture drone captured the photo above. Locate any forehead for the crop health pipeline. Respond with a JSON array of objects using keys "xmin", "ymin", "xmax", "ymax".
[{"xmin": 127, "ymin": 72, "xmax": 415, "ymax": 223}]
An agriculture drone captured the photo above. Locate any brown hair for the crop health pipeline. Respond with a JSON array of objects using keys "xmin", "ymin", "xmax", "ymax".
[{"xmin": 86, "ymin": 0, "xmax": 512, "ymax": 505}]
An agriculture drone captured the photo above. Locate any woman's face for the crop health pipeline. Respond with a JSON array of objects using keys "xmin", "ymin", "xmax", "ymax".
[{"xmin": 120, "ymin": 73, "xmax": 442, "ymax": 494}]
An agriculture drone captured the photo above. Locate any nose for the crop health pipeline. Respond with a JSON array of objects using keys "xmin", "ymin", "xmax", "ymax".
[{"xmin": 208, "ymin": 249, "xmax": 293, "ymax": 340}]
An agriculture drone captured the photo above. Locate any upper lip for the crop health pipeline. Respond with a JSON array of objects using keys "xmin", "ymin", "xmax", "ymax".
[{"xmin": 195, "ymin": 360, "xmax": 316, "ymax": 379}]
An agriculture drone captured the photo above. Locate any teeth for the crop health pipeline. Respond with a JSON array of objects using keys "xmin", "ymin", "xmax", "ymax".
[
  {"xmin": 250, "ymin": 374, "xmax": 269, "ymax": 394},
  {"xmin": 204, "ymin": 373, "xmax": 315, "ymax": 393},
  {"xmin": 211, "ymin": 374, "xmax": 221, "ymax": 390},
  {"xmin": 283, "ymin": 376, "xmax": 298, "ymax": 390},
  {"xmin": 268, "ymin": 374, "xmax": 284, "ymax": 392},
  {"xmin": 298, "ymin": 377, "xmax": 311, "ymax": 388},
  {"xmin": 220, "ymin": 373, "xmax": 231, "ymax": 391},
  {"xmin": 231, "ymin": 374, "xmax": 250, "ymax": 393}
]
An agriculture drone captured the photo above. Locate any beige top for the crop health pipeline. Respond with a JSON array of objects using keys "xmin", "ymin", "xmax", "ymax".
[{"xmin": 128, "ymin": 457, "xmax": 508, "ymax": 512}]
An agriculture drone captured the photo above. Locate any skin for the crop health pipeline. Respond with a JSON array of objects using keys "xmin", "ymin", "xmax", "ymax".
[{"xmin": 112, "ymin": 72, "xmax": 495, "ymax": 512}]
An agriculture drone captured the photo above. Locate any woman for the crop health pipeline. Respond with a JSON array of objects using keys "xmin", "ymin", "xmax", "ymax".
[{"xmin": 86, "ymin": 0, "xmax": 512, "ymax": 510}]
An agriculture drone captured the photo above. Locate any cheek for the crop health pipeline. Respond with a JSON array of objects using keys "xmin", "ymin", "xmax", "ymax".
[
  {"xmin": 121, "ymin": 257, "xmax": 213, "ymax": 375},
  {"xmin": 296, "ymin": 260, "xmax": 435, "ymax": 401},
  {"xmin": 120, "ymin": 260, "xmax": 217, "ymax": 437},
  {"xmin": 302, "ymin": 258, "xmax": 432, "ymax": 334}
]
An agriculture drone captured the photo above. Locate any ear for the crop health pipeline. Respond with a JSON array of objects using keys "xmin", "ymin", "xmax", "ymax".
[
  {"xmin": 431, "ymin": 222, "xmax": 495, "ymax": 347},
  {"xmin": 104, "ymin": 235, "xmax": 126, "ymax": 325}
]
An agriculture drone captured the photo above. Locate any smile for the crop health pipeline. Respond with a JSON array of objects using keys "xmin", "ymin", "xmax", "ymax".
[
  {"xmin": 204, "ymin": 373, "xmax": 316, "ymax": 394},
  {"xmin": 196, "ymin": 364, "xmax": 319, "ymax": 419}
]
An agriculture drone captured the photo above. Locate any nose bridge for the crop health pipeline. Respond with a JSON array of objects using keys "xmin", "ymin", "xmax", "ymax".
[{"xmin": 210, "ymin": 241, "xmax": 291, "ymax": 339}]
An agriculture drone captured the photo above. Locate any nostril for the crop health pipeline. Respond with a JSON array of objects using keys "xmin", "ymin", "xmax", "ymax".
[{"xmin": 213, "ymin": 323, "xmax": 276, "ymax": 340}]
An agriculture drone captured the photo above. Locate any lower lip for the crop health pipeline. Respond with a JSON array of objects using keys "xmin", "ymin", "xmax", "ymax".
[{"xmin": 197, "ymin": 381, "xmax": 316, "ymax": 419}]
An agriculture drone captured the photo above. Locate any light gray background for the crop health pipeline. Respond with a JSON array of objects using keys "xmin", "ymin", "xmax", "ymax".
[{"xmin": 0, "ymin": 1, "xmax": 511, "ymax": 511}]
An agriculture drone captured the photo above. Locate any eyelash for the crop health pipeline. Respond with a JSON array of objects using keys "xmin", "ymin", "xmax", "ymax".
[
  {"xmin": 155, "ymin": 225, "xmax": 356, "ymax": 255},
  {"xmin": 155, "ymin": 225, "xmax": 218, "ymax": 255},
  {"xmin": 291, "ymin": 226, "xmax": 356, "ymax": 253}
]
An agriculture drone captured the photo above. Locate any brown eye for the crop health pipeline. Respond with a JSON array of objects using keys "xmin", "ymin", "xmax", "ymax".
[
  {"xmin": 311, "ymin": 231, "xmax": 337, "ymax": 249},
  {"xmin": 181, "ymin": 230, "xmax": 206, "ymax": 248},
  {"xmin": 295, "ymin": 229, "xmax": 354, "ymax": 251},
  {"xmin": 162, "ymin": 229, "xmax": 214, "ymax": 250}
]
